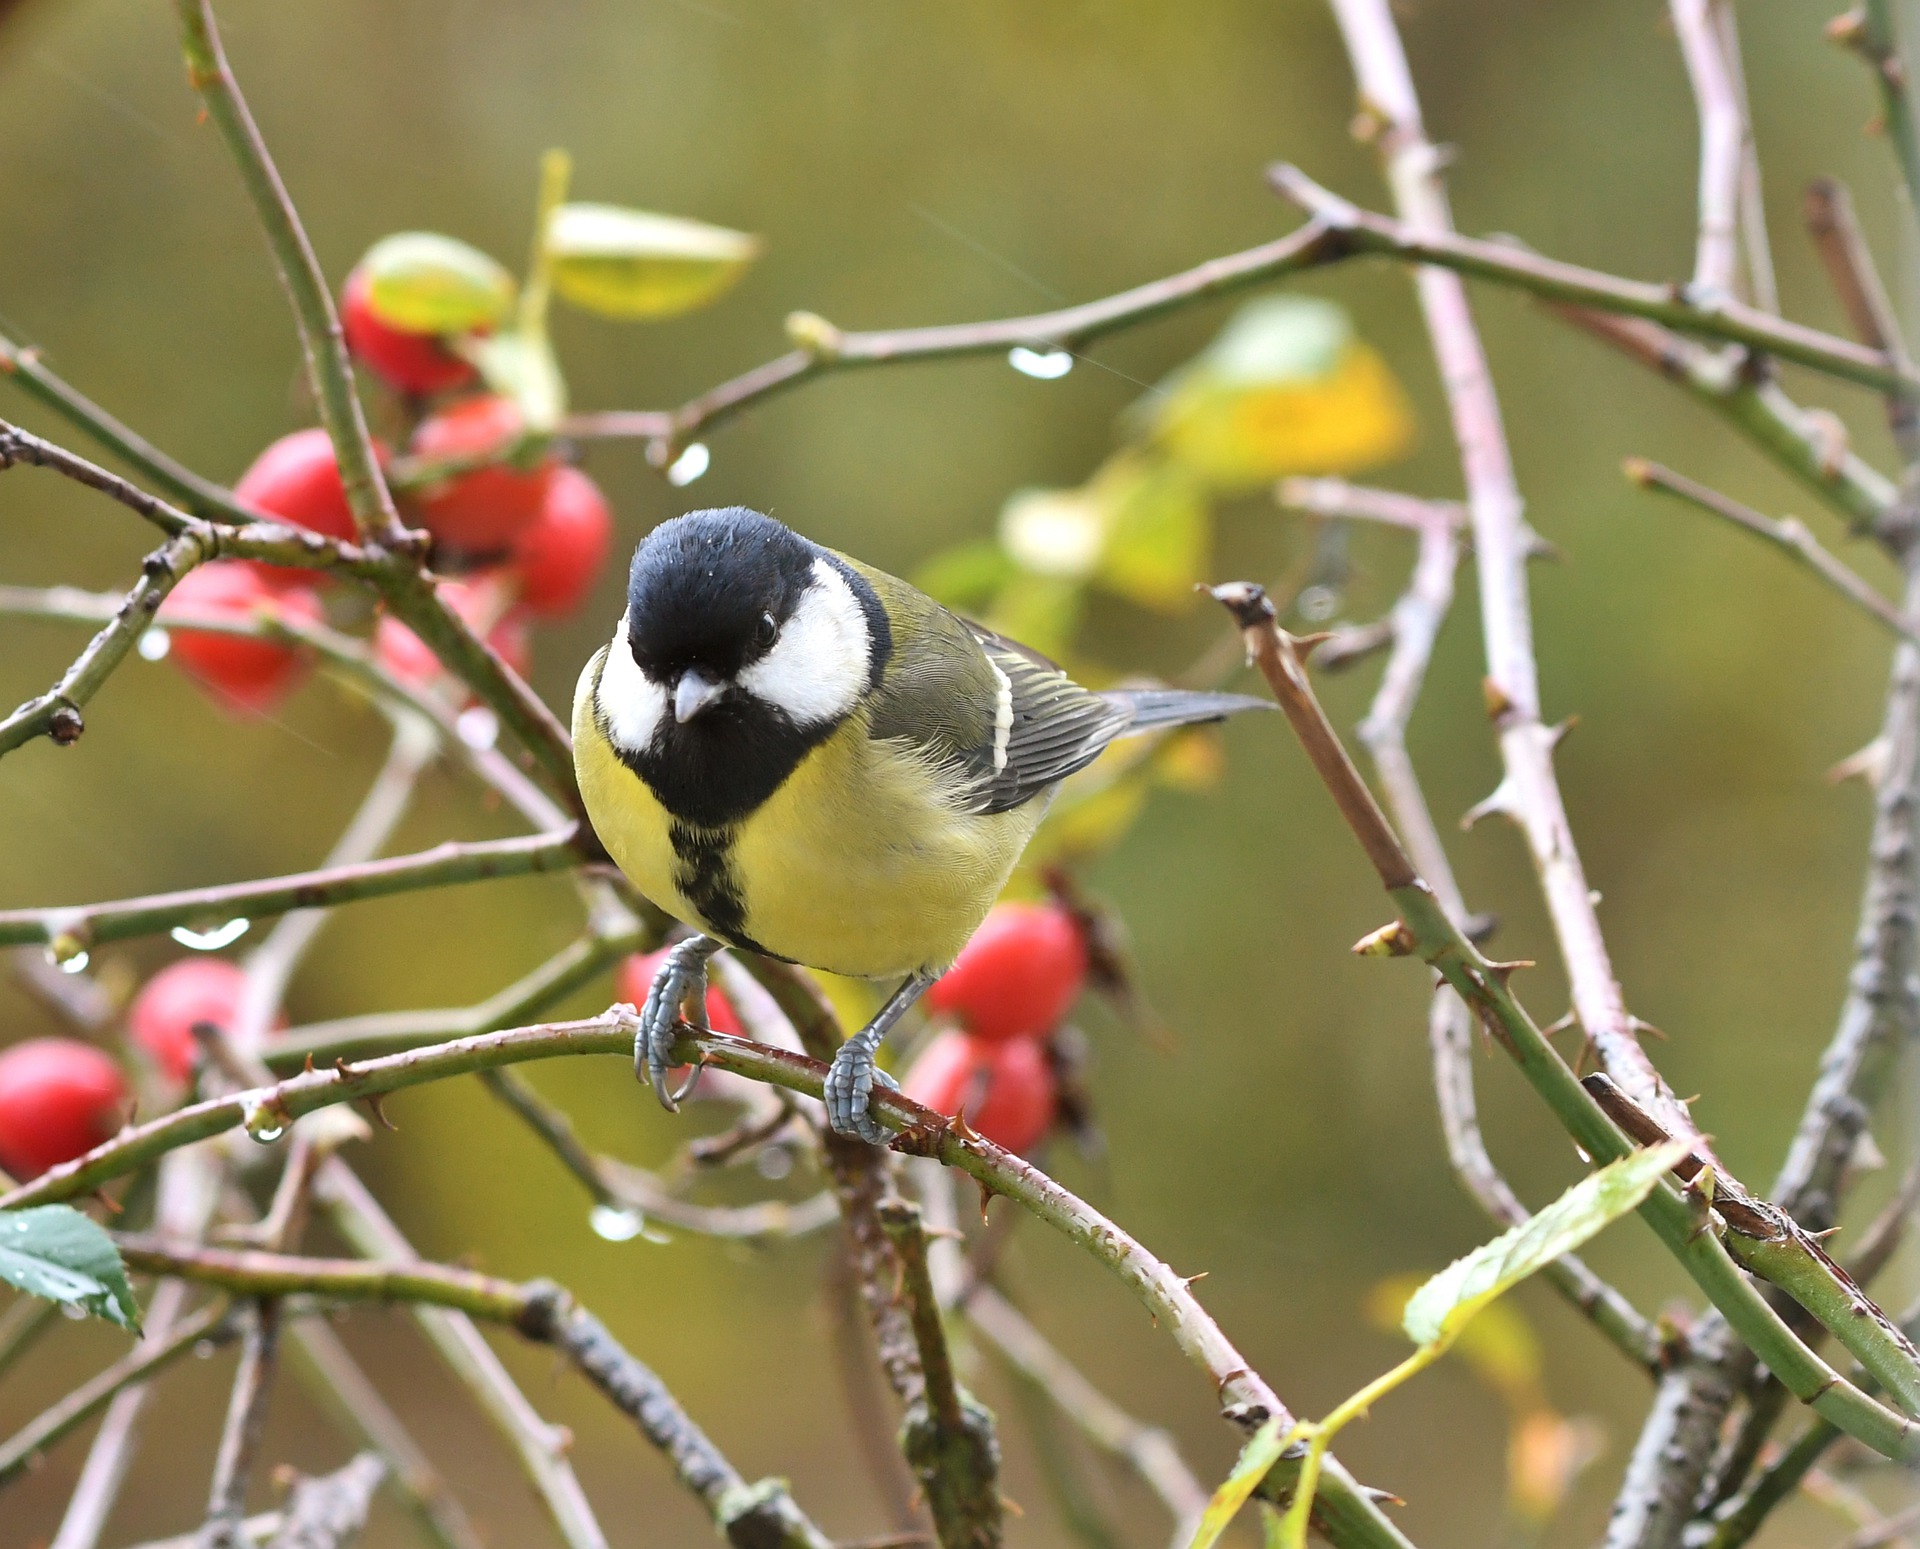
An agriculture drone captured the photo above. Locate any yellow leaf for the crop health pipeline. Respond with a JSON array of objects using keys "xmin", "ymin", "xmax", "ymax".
[
  {"xmin": 1365, "ymin": 1271, "xmax": 1544, "ymax": 1412},
  {"xmin": 361, "ymin": 232, "xmax": 517, "ymax": 335},
  {"xmin": 1140, "ymin": 297, "xmax": 1415, "ymax": 491},
  {"xmin": 1151, "ymin": 727, "xmax": 1226, "ymax": 792},
  {"xmin": 1508, "ymin": 1409, "xmax": 1605, "ymax": 1526},
  {"xmin": 547, "ymin": 203, "xmax": 761, "ymax": 320}
]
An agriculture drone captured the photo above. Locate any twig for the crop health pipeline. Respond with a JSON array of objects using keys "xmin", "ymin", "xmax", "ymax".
[
  {"xmin": 312, "ymin": 1162, "xmax": 611, "ymax": 1549},
  {"xmin": 825, "ymin": 1240, "xmax": 924, "ymax": 1534},
  {"xmin": 518, "ymin": 1291, "xmax": 833, "ymax": 1549},
  {"xmin": 264, "ymin": 1453, "xmax": 385, "ymax": 1549},
  {"xmin": 878, "ymin": 1197, "xmax": 1003, "ymax": 1549},
  {"xmin": 1805, "ymin": 179, "xmax": 1920, "ymax": 514},
  {"xmin": 1624, "ymin": 458, "xmax": 1920, "ymax": 642},
  {"xmin": 1833, "ymin": 2, "xmax": 1920, "ymax": 230},
  {"xmin": 561, "ymin": 219, "xmax": 1344, "ymax": 460},
  {"xmin": 965, "ymin": 1285, "xmax": 1209, "ymax": 1540},
  {"xmin": 0, "ymin": 1299, "xmax": 233, "ymax": 1486},
  {"xmin": 1555, "ymin": 306, "xmax": 1899, "ymax": 538},
  {"xmin": 0, "ymin": 527, "xmax": 215, "ymax": 756},
  {"xmin": 171, "ymin": 0, "xmax": 399, "ymax": 544},
  {"xmin": 120, "ymin": 1515, "xmax": 283, "ymax": 1549},
  {"xmin": 0, "ymin": 827, "xmax": 581, "ymax": 950},
  {"xmin": 0, "ymin": 418, "xmax": 194, "ymax": 536},
  {"xmin": 1670, "ymin": 0, "xmax": 1744, "ymax": 298},
  {"xmin": 197, "ymin": 1298, "xmax": 284, "ymax": 1549},
  {"xmin": 1846, "ymin": 1162, "xmax": 1920, "ymax": 1287},
  {"xmin": 0, "ymin": 330, "xmax": 259, "ymax": 524},
  {"xmin": 1713, "ymin": 0, "xmax": 1778, "ymax": 312},
  {"xmin": 1267, "ymin": 163, "xmax": 1917, "ymax": 397},
  {"xmin": 1285, "ymin": 479, "xmax": 1661, "ymax": 1370},
  {"xmin": 285, "ymin": 1319, "xmax": 485, "ymax": 1549},
  {"xmin": 1209, "ymin": 583, "xmax": 1920, "ymax": 1466}
]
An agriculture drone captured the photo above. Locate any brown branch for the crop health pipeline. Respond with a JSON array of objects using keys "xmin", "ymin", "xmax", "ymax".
[
  {"xmin": 1670, "ymin": 0, "xmax": 1745, "ymax": 299},
  {"xmin": 198, "ymin": 1298, "xmax": 285, "ymax": 1549},
  {"xmin": 1804, "ymin": 178, "xmax": 1920, "ymax": 466}
]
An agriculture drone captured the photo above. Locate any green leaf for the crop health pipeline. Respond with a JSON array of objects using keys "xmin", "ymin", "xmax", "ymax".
[
  {"xmin": 0, "ymin": 1206, "xmax": 140, "ymax": 1332},
  {"xmin": 1184, "ymin": 1416, "xmax": 1302, "ymax": 1549},
  {"xmin": 546, "ymin": 203, "xmax": 761, "ymax": 320},
  {"xmin": 360, "ymin": 232, "xmax": 517, "ymax": 335},
  {"xmin": 1403, "ymin": 1141, "xmax": 1689, "ymax": 1350}
]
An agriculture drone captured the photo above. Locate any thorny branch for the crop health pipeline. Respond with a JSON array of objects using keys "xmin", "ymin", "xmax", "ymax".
[{"xmin": 198, "ymin": 1298, "xmax": 284, "ymax": 1549}]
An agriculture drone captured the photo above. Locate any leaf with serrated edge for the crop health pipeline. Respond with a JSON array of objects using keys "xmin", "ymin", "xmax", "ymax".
[
  {"xmin": 1403, "ymin": 1141, "xmax": 1689, "ymax": 1350},
  {"xmin": 0, "ymin": 1205, "xmax": 140, "ymax": 1332}
]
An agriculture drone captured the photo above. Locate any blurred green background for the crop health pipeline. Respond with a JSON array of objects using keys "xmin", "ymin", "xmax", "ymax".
[{"xmin": 1, "ymin": 0, "xmax": 1917, "ymax": 1544}]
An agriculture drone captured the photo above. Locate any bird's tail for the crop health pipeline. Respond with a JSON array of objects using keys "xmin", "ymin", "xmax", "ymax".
[{"xmin": 1104, "ymin": 687, "xmax": 1276, "ymax": 736}]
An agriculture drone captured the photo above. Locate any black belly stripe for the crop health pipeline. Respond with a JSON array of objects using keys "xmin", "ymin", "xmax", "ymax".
[{"xmin": 668, "ymin": 821, "xmax": 755, "ymax": 947}]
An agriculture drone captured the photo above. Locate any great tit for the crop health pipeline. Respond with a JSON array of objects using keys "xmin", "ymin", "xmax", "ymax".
[{"xmin": 573, "ymin": 506, "xmax": 1270, "ymax": 1142}]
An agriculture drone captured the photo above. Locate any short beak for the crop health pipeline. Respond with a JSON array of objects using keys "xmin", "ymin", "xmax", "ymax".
[{"xmin": 673, "ymin": 669, "xmax": 727, "ymax": 724}]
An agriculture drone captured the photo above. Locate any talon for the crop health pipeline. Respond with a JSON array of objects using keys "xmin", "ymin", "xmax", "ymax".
[{"xmin": 633, "ymin": 936, "xmax": 720, "ymax": 1114}]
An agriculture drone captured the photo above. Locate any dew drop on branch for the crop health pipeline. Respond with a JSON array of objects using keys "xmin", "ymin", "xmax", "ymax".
[
  {"xmin": 138, "ymin": 628, "xmax": 171, "ymax": 661},
  {"xmin": 1008, "ymin": 346, "xmax": 1073, "ymax": 380},
  {"xmin": 171, "ymin": 919, "xmax": 251, "ymax": 951},
  {"xmin": 589, "ymin": 1204, "xmax": 644, "ymax": 1241},
  {"xmin": 666, "ymin": 443, "xmax": 711, "ymax": 487},
  {"xmin": 455, "ymin": 705, "xmax": 499, "ymax": 751}
]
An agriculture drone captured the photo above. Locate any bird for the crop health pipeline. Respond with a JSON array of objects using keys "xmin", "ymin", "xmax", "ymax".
[{"xmin": 572, "ymin": 506, "xmax": 1272, "ymax": 1143}]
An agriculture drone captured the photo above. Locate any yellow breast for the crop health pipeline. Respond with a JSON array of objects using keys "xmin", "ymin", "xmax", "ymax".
[{"xmin": 572, "ymin": 650, "xmax": 1040, "ymax": 979}]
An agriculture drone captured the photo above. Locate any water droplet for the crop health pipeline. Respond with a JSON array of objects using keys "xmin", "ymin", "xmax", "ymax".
[
  {"xmin": 194, "ymin": 1338, "xmax": 217, "ymax": 1359},
  {"xmin": 137, "ymin": 627, "xmax": 172, "ymax": 662},
  {"xmin": 455, "ymin": 705, "xmax": 499, "ymax": 751},
  {"xmin": 756, "ymin": 1145, "xmax": 793, "ymax": 1181},
  {"xmin": 1009, "ymin": 346, "xmax": 1073, "ymax": 380},
  {"xmin": 1296, "ymin": 585, "xmax": 1339, "ymax": 623},
  {"xmin": 252, "ymin": 1123, "xmax": 284, "ymax": 1144},
  {"xmin": 53, "ymin": 948, "xmax": 91, "ymax": 975},
  {"xmin": 60, "ymin": 1302, "xmax": 87, "ymax": 1320},
  {"xmin": 666, "ymin": 442, "xmax": 710, "ymax": 487},
  {"xmin": 590, "ymin": 1204, "xmax": 644, "ymax": 1242},
  {"xmin": 171, "ymin": 918, "xmax": 250, "ymax": 951}
]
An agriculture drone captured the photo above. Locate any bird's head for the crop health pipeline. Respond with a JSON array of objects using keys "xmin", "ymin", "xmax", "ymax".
[{"xmin": 592, "ymin": 507, "xmax": 891, "ymax": 823}]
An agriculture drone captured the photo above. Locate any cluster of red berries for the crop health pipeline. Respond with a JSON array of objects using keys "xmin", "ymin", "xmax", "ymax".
[
  {"xmin": 617, "ymin": 901, "xmax": 1087, "ymax": 1154},
  {"xmin": 904, "ymin": 901, "xmax": 1087, "ymax": 1153},
  {"xmin": 163, "ymin": 267, "xmax": 612, "ymax": 712},
  {"xmin": 0, "ymin": 961, "xmax": 259, "ymax": 1183}
]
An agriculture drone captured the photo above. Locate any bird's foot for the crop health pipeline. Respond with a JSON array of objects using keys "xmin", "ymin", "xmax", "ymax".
[
  {"xmin": 823, "ymin": 1030, "xmax": 899, "ymax": 1144},
  {"xmin": 635, "ymin": 934, "xmax": 720, "ymax": 1112}
]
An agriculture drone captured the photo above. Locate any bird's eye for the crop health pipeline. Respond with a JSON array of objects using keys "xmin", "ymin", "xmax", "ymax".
[{"xmin": 754, "ymin": 612, "xmax": 778, "ymax": 648}]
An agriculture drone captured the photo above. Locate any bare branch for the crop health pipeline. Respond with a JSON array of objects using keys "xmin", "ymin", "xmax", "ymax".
[
  {"xmin": 1804, "ymin": 178, "xmax": 1920, "ymax": 464},
  {"xmin": 0, "ymin": 827, "xmax": 582, "ymax": 950},
  {"xmin": 1625, "ymin": 458, "xmax": 1920, "ymax": 642},
  {"xmin": 1670, "ymin": 0, "xmax": 1745, "ymax": 298},
  {"xmin": 1269, "ymin": 163, "xmax": 1917, "ymax": 397},
  {"xmin": 197, "ymin": 1298, "xmax": 284, "ymax": 1549},
  {"xmin": 264, "ymin": 1453, "xmax": 385, "ymax": 1549},
  {"xmin": 1831, "ymin": 2, "xmax": 1920, "ymax": 227}
]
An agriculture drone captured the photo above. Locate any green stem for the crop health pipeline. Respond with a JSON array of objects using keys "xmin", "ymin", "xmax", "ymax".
[
  {"xmin": 518, "ymin": 149, "xmax": 571, "ymax": 343},
  {"xmin": 172, "ymin": 0, "xmax": 399, "ymax": 542},
  {"xmin": 1863, "ymin": 0, "xmax": 1920, "ymax": 225}
]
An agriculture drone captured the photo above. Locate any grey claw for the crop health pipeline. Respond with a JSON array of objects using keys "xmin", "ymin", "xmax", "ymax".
[
  {"xmin": 823, "ymin": 1035, "xmax": 897, "ymax": 1145},
  {"xmin": 634, "ymin": 937, "xmax": 718, "ymax": 1113}
]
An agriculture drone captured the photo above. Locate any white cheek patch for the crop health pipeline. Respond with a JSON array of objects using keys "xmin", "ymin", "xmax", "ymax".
[
  {"xmin": 739, "ymin": 559, "xmax": 871, "ymax": 728},
  {"xmin": 596, "ymin": 613, "xmax": 669, "ymax": 754}
]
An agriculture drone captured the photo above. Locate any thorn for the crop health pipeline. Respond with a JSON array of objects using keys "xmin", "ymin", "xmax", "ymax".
[
  {"xmin": 1828, "ymin": 736, "xmax": 1890, "ymax": 788},
  {"xmin": 1828, "ymin": 7, "xmax": 1868, "ymax": 45},
  {"xmin": 1572, "ymin": 1037, "xmax": 1596, "ymax": 1079},
  {"xmin": 1542, "ymin": 1012, "xmax": 1578, "ymax": 1037},
  {"xmin": 1485, "ymin": 959, "xmax": 1534, "ymax": 985},
  {"xmin": 1287, "ymin": 629, "xmax": 1335, "ymax": 662},
  {"xmin": 1521, "ymin": 525, "xmax": 1564, "ymax": 563},
  {"xmin": 301, "ymin": 1054, "xmax": 315, "ymax": 1075},
  {"xmin": 1481, "ymin": 677, "xmax": 1516, "ymax": 722},
  {"xmin": 1181, "ymin": 1271, "xmax": 1210, "ymax": 1287},
  {"xmin": 1628, "ymin": 1016, "xmax": 1670, "ymax": 1043},
  {"xmin": 1622, "ymin": 456, "xmax": 1654, "ymax": 486},
  {"xmin": 1461, "ymin": 780, "xmax": 1516, "ymax": 831},
  {"xmin": 1351, "ymin": 919, "xmax": 1417, "ymax": 957},
  {"xmin": 1546, "ymin": 714, "xmax": 1579, "ymax": 750},
  {"xmin": 359, "ymin": 1092, "xmax": 396, "ymax": 1132}
]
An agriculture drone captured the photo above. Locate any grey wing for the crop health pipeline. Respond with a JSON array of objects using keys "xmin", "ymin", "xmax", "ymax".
[{"xmin": 964, "ymin": 626, "xmax": 1133, "ymax": 815}]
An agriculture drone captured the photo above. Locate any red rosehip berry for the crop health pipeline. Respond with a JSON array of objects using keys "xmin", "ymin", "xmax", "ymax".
[
  {"xmin": 407, "ymin": 396, "xmax": 556, "ymax": 552},
  {"xmin": 161, "ymin": 561, "xmax": 325, "ymax": 714},
  {"xmin": 0, "ymin": 1038, "xmax": 127, "ymax": 1181},
  {"xmin": 511, "ymin": 466, "xmax": 614, "ymax": 618},
  {"xmin": 128, "ymin": 958, "xmax": 249, "ymax": 1082},
  {"xmin": 901, "ymin": 1030, "xmax": 1056, "ymax": 1153},
  {"xmin": 617, "ymin": 949, "xmax": 745, "ymax": 1037},
  {"xmin": 341, "ymin": 266, "xmax": 477, "ymax": 397},
  {"xmin": 232, "ymin": 428, "xmax": 389, "ymax": 587},
  {"xmin": 373, "ymin": 578, "xmax": 533, "ymax": 692},
  {"xmin": 925, "ymin": 901, "xmax": 1089, "ymax": 1044}
]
